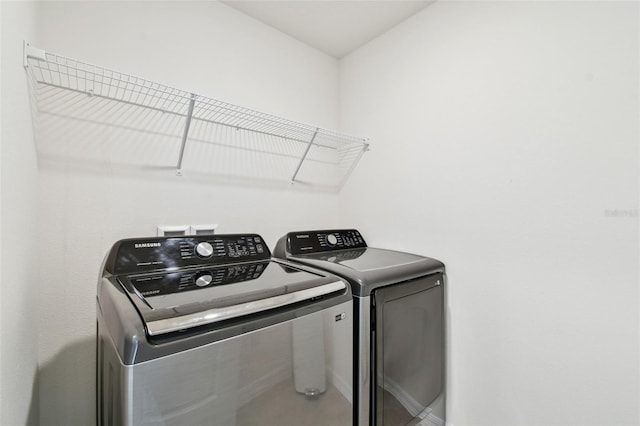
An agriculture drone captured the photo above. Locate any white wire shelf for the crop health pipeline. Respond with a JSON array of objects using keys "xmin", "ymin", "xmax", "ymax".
[{"xmin": 23, "ymin": 42, "xmax": 369, "ymax": 190}]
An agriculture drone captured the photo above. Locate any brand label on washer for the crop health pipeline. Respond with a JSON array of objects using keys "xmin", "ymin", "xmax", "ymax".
[
  {"xmin": 335, "ymin": 312, "xmax": 346, "ymax": 322},
  {"xmin": 134, "ymin": 242, "xmax": 161, "ymax": 249}
]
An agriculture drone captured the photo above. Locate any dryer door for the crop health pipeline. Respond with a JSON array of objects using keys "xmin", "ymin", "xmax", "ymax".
[{"xmin": 373, "ymin": 273, "xmax": 444, "ymax": 426}]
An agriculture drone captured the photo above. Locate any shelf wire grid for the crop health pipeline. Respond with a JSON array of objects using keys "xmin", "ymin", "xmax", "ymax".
[{"xmin": 25, "ymin": 48, "xmax": 369, "ymax": 189}]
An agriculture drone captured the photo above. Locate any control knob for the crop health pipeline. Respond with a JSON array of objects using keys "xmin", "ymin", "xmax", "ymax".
[
  {"xmin": 196, "ymin": 242, "xmax": 214, "ymax": 258},
  {"xmin": 195, "ymin": 273, "xmax": 213, "ymax": 287},
  {"xmin": 327, "ymin": 234, "xmax": 338, "ymax": 246}
]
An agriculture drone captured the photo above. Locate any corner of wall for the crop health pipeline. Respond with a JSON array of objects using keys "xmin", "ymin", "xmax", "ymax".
[{"xmin": 1, "ymin": 1, "xmax": 41, "ymax": 425}]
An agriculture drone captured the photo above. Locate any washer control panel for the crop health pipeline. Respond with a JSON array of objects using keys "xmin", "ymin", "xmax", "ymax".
[
  {"xmin": 287, "ymin": 229, "xmax": 367, "ymax": 255},
  {"xmin": 108, "ymin": 234, "xmax": 270, "ymax": 274}
]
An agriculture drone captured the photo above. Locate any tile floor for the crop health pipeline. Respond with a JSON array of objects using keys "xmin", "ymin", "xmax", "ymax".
[{"xmin": 236, "ymin": 379, "xmax": 351, "ymax": 426}]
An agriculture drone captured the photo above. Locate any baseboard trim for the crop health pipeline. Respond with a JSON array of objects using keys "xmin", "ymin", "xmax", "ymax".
[
  {"xmin": 237, "ymin": 365, "xmax": 291, "ymax": 407},
  {"xmin": 380, "ymin": 375, "xmax": 445, "ymax": 426},
  {"xmin": 381, "ymin": 375, "xmax": 424, "ymax": 417},
  {"xmin": 328, "ymin": 367, "xmax": 353, "ymax": 404}
]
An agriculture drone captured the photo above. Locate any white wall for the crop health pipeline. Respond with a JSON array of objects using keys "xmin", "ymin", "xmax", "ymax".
[
  {"xmin": 6, "ymin": 1, "xmax": 639, "ymax": 425},
  {"xmin": 32, "ymin": 2, "xmax": 342, "ymax": 424},
  {"xmin": 339, "ymin": 1, "xmax": 639, "ymax": 425},
  {"xmin": 0, "ymin": 1, "xmax": 41, "ymax": 425},
  {"xmin": 1, "ymin": 1, "xmax": 3, "ymax": 418}
]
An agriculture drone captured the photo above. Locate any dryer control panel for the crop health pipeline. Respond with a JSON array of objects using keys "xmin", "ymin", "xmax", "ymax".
[
  {"xmin": 286, "ymin": 229, "xmax": 367, "ymax": 255},
  {"xmin": 106, "ymin": 234, "xmax": 270, "ymax": 274}
]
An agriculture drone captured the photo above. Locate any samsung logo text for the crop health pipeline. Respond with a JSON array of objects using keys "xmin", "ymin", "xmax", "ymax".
[{"xmin": 135, "ymin": 242, "xmax": 161, "ymax": 249}]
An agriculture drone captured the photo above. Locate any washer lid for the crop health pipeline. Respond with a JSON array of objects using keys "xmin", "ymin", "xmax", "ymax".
[{"xmin": 119, "ymin": 260, "xmax": 346, "ymax": 336}]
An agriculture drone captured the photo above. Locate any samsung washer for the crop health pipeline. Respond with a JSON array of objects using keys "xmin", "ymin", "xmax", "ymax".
[
  {"xmin": 274, "ymin": 229, "xmax": 445, "ymax": 426},
  {"xmin": 97, "ymin": 233, "xmax": 353, "ymax": 426}
]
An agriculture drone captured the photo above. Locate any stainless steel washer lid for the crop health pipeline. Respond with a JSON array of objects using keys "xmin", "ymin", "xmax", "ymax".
[
  {"xmin": 120, "ymin": 260, "xmax": 345, "ymax": 335},
  {"xmin": 274, "ymin": 229, "xmax": 444, "ymax": 296},
  {"xmin": 102, "ymin": 234, "xmax": 348, "ymax": 336}
]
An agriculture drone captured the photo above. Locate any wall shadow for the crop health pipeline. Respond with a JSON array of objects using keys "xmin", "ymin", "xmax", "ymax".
[
  {"xmin": 25, "ymin": 370, "xmax": 39, "ymax": 426},
  {"xmin": 37, "ymin": 337, "xmax": 96, "ymax": 426}
]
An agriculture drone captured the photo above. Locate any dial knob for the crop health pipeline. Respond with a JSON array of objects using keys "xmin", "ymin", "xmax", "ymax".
[
  {"xmin": 196, "ymin": 242, "xmax": 214, "ymax": 258},
  {"xmin": 327, "ymin": 234, "xmax": 338, "ymax": 246},
  {"xmin": 195, "ymin": 273, "xmax": 213, "ymax": 287}
]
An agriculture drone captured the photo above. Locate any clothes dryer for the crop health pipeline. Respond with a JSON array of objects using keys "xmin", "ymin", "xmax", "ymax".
[{"xmin": 274, "ymin": 229, "xmax": 445, "ymax": 426}]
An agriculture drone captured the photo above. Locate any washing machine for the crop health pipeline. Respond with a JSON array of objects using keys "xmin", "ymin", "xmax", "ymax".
[
  {"xmin": 97, "ymin": 233, "xmax": 353, "ymax": 426},
  {"xmin": 274, "ymin": 229, "xmax": 445, "ymax": 426}
]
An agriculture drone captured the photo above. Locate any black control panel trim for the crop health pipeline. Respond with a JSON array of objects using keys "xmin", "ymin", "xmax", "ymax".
[
  {"xmin": 285, "ymin": 229, "xmax": 367, "ymax": 255},
  {"xmin": 105, "ymin": 233, "xmax": 270, "ymax": 275}
]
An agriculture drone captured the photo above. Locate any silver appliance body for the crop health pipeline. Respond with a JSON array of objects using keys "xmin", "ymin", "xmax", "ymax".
[
  {"xmin": 274, "ymin": 229, "xmax": 445, "ymax": 426},
  {"xmin": 97, "ymin": 234, "xmax": 353, "ymax": 426}
]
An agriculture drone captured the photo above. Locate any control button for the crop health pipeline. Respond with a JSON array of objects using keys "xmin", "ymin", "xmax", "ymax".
[
  {"xmin": 327, "ymin": 234, "xmax": 338, "ymax": 246},
  {"xmin": 195, "ymin": 273, "xmax": 213, "ymax": 287},
  {"xmin": 195, "ymin": 242, "xmax": 214, "ymax": 258}
]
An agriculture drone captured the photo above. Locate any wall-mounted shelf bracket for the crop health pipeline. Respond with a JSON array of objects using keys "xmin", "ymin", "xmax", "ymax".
[
  {"xmin": 23, "ymin": 40, "xmax": 46, "ymax": 69},
  {"xmin": 176, "ymin": 93, "xmax": 197, "ymax": 176},
  {"xmin": 338, "ymin": 140, "xmax": 370, "ymax": 188},
  {"xmin": 291, "ymin": 128, "xmax": 319, "ymax": 184}
]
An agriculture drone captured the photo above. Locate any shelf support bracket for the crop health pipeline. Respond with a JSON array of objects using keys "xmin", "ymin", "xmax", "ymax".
[
  {"xmin": 176, "ymin": 93, "xmax": 197, "ymax": 176},
  {"xmin": 291, "ymin": 128, "xmax": 319, "ymax": 184},
  {"xmin": 23, "ymin": 41, "xmax": 46, "ymax": 69},
  {"xmin": 338, "ymin": 141, "xmax": 370, "ymax": 189}
]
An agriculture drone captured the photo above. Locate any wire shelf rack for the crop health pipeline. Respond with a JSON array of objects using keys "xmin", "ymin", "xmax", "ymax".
[{"xmin": 24, "ymin": 43, "xmax": 369, "ymax": 190}]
